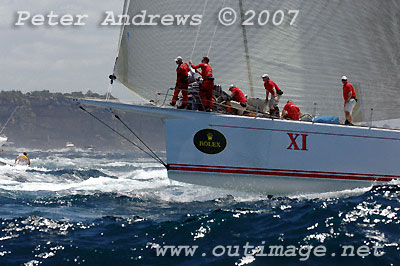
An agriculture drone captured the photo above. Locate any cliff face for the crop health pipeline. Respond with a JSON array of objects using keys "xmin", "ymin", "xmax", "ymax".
[{"xmin": 0, "ymin": 90, "xmax": 165, "ymax": 151}]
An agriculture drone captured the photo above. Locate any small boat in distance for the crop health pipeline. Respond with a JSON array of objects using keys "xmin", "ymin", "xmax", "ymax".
[
  {"xmin": 85, "ymin": 145, "xmax": 95, "ymax": 152},
  {"xmin": 65, "ymin": 142, "xmax": 75, "ymax": 148},
  {"xmin": 65, "ymin": 142, "xmax": 76, "ymax": 151}
]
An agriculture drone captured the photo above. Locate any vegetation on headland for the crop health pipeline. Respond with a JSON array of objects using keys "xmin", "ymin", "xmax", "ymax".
[{"xmin": 0, "ymin": 90, "xmax": 164, "ymax": 150}]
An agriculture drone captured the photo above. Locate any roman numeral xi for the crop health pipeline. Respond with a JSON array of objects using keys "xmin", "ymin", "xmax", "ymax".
[{"xmin": 287, "ymin": 133, "xmax": 308, "ymax": 151}]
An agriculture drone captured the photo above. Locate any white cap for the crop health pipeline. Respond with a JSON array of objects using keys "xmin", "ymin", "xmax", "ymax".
[
  {"xmin": 229, "ymin": 84, "xmax": 235, "ymax": 89},
  {"xmin": 175, "ymin": 56, "xmax": 183, "ymax": 63},
  {"xmin": 341, "ymin": 75, "xmax": 347, "ymax": 80},
  {"xmin": 262, "ymin": 74, "xmax": 269, "ymax": 79}
]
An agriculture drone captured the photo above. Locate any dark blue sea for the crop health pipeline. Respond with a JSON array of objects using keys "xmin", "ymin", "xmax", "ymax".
[{"xmin": 0, "ymin": 149, "xmax": 398, "ymax": 265}]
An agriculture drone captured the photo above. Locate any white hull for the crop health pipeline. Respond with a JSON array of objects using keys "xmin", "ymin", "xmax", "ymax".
[
  {"xmin": 166, "ymin": 114, "xmax": 400, "ymax": 195},
  {"xmin": 78, "ymin": 100, "xmax": 400, "ymax": 196},
  {"xmin": 170, "ymin": 171, "xmax": 375, "ymax": 195}
]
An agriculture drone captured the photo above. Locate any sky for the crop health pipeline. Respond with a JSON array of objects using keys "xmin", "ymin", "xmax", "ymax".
[{"xmin": 0, "ymin": 0, "xmax": 140, "ymax": 101}]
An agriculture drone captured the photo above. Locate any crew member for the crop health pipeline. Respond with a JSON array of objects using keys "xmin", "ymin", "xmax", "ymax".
[
  {"xmin": 341, "ymin": 75, "xmax": 357, "ymax": 125},
  {"xmin": 262, "ymin": 74, "xmax": 282, "ymax": 117},
  {"xmin": 170, "ymin": 56, "xmax": 189, "ymax": 109},
  {"xmin": 15, "ymin": 152, "xmax": 30, "ymax": 166},
  {"xmin": 189, "ymin": 57, "xmax": 214, "ymax": 112},
  {"xmin": 227, "ymin": 85, "xmax": 247, "ymax": 115},
  {"xmin": 282, "ymin": 100, "xmax": 301, "ymax": 120}
]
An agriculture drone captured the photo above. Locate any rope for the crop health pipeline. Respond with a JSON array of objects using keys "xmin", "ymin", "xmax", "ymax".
[
  {"xmin": 161, "ymin": 88, "xmax": 174, "ymax": 106},
  {"xmin": 111, "ymin": 110, "xmax": 166, "ymax": 168},
  {"xmin": 157, "ymin": 88, "xmax": 206, "ymax": 111},
  {"xmin": 105, "ymin": 0, "xmax": 131, "ymax": 101},
  {"xmin": 190, "ymin": 0, "xmax": 209, "ymax": 60},
  {"xmin": 0, "ymin": 106, "xmax": 18, "ymax": 135},
  {"xmin": 207, "ymin": 0, "xmax": 226, "ymax": 56},
  {"xmin": 79, "ymin": 105, "xmax": 168, "ymax": 168},
  {"xmin": 118, "ymin": 0, "xmax": 131, "ymax": 53},
  {"xmin": 106, "ymin": 83, "xmax": 113, "ymax": 102}
]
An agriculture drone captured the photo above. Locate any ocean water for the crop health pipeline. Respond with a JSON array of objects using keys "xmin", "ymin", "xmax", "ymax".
[{"xmin": 0, "ymin": 149, "xmax": 398, "ymax": 265}]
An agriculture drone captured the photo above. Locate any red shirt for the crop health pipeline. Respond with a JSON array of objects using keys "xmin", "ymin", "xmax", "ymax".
[
  {"xmin": 176, "ymin": 62, "xmax": 189, "ymax": 87},
  {"xmin": 264, "ymin": 80, "xmax": 281, "ymax": 94},
  {"xmin": 230, "ymin": 87, "xmax": 247, "ymax": 103},
  {"xmin": 191, "ymin": 63, "xmax": 213, "ymax": 79},
  {"xmin": 283, "ymin": 102, "xmax": 301, "ymax": 120},
  {"xmin": 342, "ymin": 82, "xmax": 356, "ymax": 101}
]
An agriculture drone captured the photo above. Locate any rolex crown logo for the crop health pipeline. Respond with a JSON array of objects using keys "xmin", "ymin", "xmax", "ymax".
[{"xmin": 194, "ymin": 129, "xmax": 226, "ymax": 154}]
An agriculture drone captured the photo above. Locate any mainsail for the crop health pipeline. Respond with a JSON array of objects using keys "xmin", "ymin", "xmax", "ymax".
[{"xmin": 115, "ymin": 0, "xmax": 400, "ymax": 120}]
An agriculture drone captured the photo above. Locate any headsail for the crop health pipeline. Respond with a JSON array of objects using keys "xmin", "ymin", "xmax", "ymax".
[{"xmin": 115, "ymin": 0, "xmax": 400, "ymax": 120}]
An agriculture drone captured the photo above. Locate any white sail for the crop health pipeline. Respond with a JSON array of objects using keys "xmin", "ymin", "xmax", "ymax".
[{"xmin": 115, "ymin": 0, "xmax": 400, "ymax": 120}]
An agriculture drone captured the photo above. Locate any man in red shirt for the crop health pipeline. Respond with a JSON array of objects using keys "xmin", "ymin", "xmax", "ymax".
[
  {"xmin": 341, "ymin": 75, "xmax": 357, "ymax": 125},
  {"xmin": 170, "ymin": 56, "xmax": 189, "ymax": 109},
  {"xmin": 227, "ymin": 84, "xmax": 247, "ymax": 115},
  {"xmin": 189, "ymin": 56, "xmax": 214, "ymax": 112},
  {"xmin": 282, "ymin": 100, "xmax": 301, "ymax": 120},
  {"xmin": 262, "ymin": 74, "xmax": 282, "ymax": 117}
]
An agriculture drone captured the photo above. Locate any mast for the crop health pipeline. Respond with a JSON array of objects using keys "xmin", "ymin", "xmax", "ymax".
[{"xmin": 238, "ymin": 0, "xmax": 254, "ymax": 97}]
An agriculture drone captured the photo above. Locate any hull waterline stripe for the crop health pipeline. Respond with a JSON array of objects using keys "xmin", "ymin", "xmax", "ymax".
[
  {"xmin": 168, "ymin": 164, "xmax": 398, "ymax": 182},
  {"xmin": 209, "ymin": 124, "xmax": 400, "ymax": 141},
  {"xmin": 170, "ymin": 163, "xmax": 400, "ymax": 178}
]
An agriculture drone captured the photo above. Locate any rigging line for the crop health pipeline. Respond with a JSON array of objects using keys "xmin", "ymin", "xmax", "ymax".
[
  {"xmin": 79, "ymin": 105, "xmax": 167, "ymax": 168},
  {"xmin": 110, "ymin": 110, "xmax": 167, "ymax": 168},
  {"xmin": 160, "ymin": 88, "xmax": 172, "ymax": 106},
  {"xmin": 106, "ymin": 0, "xmax": 131, "ymax": 102},
  {"xmin": 106, "ymin": 83, "xmax": 112, "ymax": 102},
  {"xmin": 0, "ymin": 106, "xmax": 18, "ymax": 135},
  {"xmin": 190, "ymin": 0, "xmax": 209, "ymax": 60},
  {"xmin": 118, "ymin": 0, "xmax": 131, "ymax": 51},
  {"xmin": 207, "ymin": 0, "xmax": 227, "ymax": 57}
]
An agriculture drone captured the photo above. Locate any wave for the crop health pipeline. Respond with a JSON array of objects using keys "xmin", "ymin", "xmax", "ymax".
[
  {"xmin": 1, "ymin": 150, "xmax": 398, "ymax": 206},
  {"xmin": 26, "ymin": 168, "xmax": 117, "ymax": 180}
]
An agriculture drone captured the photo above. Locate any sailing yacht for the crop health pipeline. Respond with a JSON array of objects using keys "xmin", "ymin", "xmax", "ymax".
[
  {"xmin": 0, "ymin": 136, "xmax": 7, "ymax": 148},
  {"xmin": 79, "ymin": 0, "xmax": 400, "ymax": 195},
  {"xmin": 0, "ymin": 106, "xmax": 18, "ymax": 149}
]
